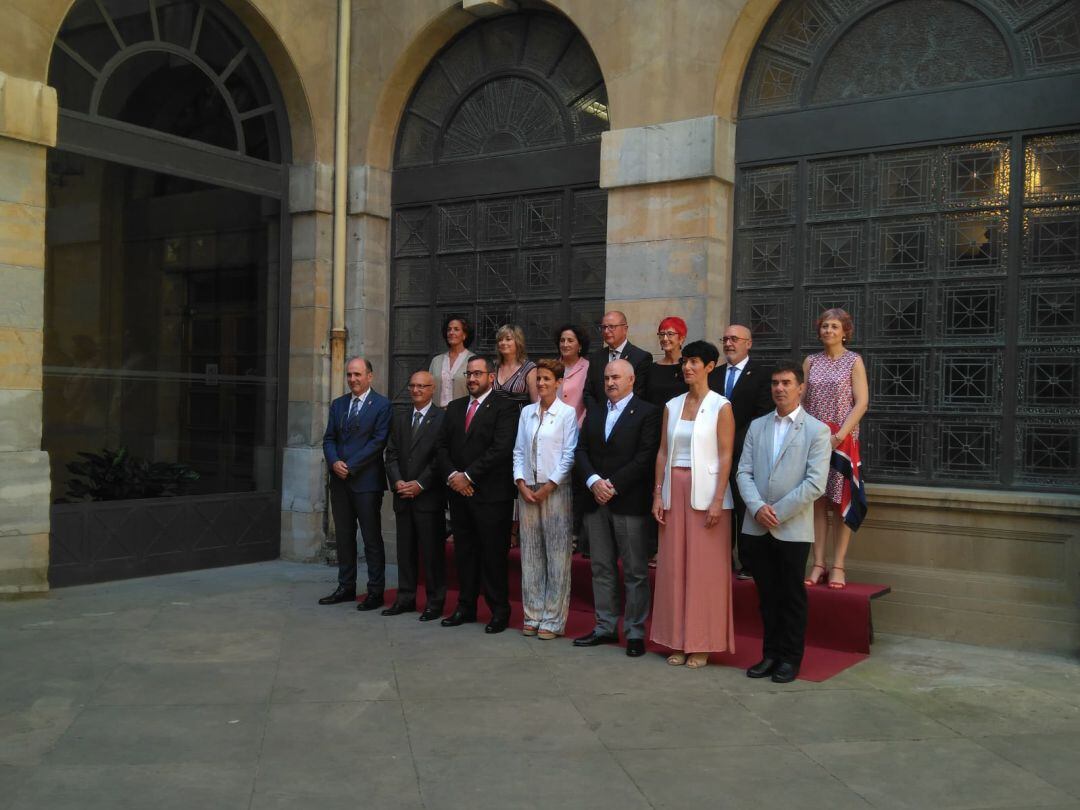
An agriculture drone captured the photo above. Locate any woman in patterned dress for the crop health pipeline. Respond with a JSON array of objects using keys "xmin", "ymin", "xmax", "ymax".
[
  {"xmin": 492, "ymin": 323, "xmax": 538, "ymax": 407},
  {"xmin": 802, "ymin": 308, "xmax": 869, "ymax": 589}
]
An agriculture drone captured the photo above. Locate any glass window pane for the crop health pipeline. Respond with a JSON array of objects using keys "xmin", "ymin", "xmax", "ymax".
[{"xmin": 44, "ymin": 151, "xmax": 281, "ymax": 502}]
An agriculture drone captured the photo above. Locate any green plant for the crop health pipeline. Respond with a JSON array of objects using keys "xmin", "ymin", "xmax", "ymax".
[{"xmin": 64, "ymin": 447, "xmax": 200, "ymax": 502}]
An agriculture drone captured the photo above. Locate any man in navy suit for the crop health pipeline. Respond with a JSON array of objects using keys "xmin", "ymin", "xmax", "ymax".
[{"xmin": 319, "ymin": 356, "xmax": 393, "ymax": 609}]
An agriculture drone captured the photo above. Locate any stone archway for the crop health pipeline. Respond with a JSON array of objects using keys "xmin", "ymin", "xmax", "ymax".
[{"xmin": 384, "ymin": 9, "xmax": 611, "ymax": 398}]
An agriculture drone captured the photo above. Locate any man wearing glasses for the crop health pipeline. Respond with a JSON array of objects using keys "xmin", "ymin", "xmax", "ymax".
[
  {"xmin": 383, "ymin": 371, "xmax": 448, "ymax": 620},
  {"xmin": 437, "ymin": 356, "xmax": 518, "ymax": 633},
  {"xmin": 584, "ymin": 310, "xmax": 653, "ymax": 408},
  {"xmin": 712, "ymin": 324, "xmax": 774, "ymax": 579}
]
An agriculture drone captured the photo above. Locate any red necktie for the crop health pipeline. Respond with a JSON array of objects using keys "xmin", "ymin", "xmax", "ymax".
[{"xmin": 465, "ymin": 398, "xmax": 480, "ymax": 431}]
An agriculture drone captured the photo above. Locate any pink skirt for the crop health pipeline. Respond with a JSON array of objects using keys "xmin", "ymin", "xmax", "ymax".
[{"xmin": 650, "ymin": 468, "xmax": 735, "ymax": 654}]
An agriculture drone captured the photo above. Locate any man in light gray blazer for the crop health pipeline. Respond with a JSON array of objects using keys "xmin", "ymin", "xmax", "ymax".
[{"xmin": 736, "ymin": 360, "xmax": 831, "ymax": 683}]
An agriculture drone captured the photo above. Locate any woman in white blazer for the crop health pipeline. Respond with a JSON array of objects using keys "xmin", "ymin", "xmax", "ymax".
[
  {"xmin": 650, "ymin": 340, "xmax": 736, "ymax": 668},
  {"xmin": 513, "ymin": 358, "xmax": 579, "ymax": 639}
]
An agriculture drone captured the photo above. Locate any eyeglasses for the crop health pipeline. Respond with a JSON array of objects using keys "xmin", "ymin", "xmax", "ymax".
[
  {"xmin": 407, "ymin": 384, "xmax": 433, "ymax": 389},
  {"xmin": 598, "ymin": 323, "xmax": 627, "ymax": 332},
  {"xmin": 657, "ymin": 331, "xmax": 681, "ymax": 339},
  {"xmin": 464, "ymin": 370, "xmax": 489, "ymax": 378},
  {"xmin": 722, "ymin": 336, "xmax": 748, "ymax": 343}
]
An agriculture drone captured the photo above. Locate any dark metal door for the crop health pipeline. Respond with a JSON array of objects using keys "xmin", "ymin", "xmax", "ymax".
[
  {"xmin": 388, "ymin": 11, "xmax": 610, "ymax": 397},
  {"xmin": 732, "ymin": 0, "xmax": 1080, "ymax": 492}
]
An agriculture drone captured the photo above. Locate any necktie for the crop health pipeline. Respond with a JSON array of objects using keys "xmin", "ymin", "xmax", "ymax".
[
  {"xmin": 610, "ymin": 350, "xmax": 618, "ymax": 363},
  {"xmin": 465, "ymin": 398, "xmax": 479, "ymax": 431},
  {"xmin": 725, "ymin": 365, "xmax": 737, "ymax": 398},
  {"xmin": 348, "ymin": 397, "xmax": 361, "ymax": 422},
  {"xmin": 411, "ymin": 410, "xmax": 423, "ymax": 435}
]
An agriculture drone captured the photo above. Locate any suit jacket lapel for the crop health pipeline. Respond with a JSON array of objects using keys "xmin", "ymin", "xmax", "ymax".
[
  {"xmin": 774, "ymin": 410, "xmax": 804, "ymax": 467},
  {"xmin": 731, "ymin": 360, "xmax": 753, "ymax": 396},
  {"xmin": 763, "ymin": 413, "xmax": 776, "ymax": 469},
  {"xmin": 410, "ymin": 410, "xmax": 433, "ymax": 449},
  {"xmin": 605, "ymin": 395, "xmax": 635, "ymax": 444},
  {"xmin": 466, "ymin": 398, "xmax": 493, "ymax": 438}
]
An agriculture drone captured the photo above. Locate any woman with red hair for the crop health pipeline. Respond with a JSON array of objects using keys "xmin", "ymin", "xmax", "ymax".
[
  {"xmin": 646, "ymin": 316, "xmax": 690, "ymax": 406},
  {"xmin": 802, "ymin": 308, "xmax": 869, "ymax": 589}
]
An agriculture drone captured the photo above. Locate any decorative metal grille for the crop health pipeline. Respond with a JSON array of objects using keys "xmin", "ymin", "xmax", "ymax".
[
  {"xmin": 396, "ymin": 13, "xmax": 606, "ymax": 168},
  {"xmin": 735, "ymin": 135, "xmax": 1080, "ymax": 490},
  {"xmin": 741, "ymin": 0, "xmax": 1080, "ymax": 117},
  {"xmin": 736, "ymin": 0, "xmax": 1080, "ymax": 492}
]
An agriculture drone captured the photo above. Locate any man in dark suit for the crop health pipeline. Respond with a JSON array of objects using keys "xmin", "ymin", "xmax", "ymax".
[
  {"xmin": 573, "ymin": 359, "xmax": 661, "ymax": 657},
  {"xmin": 437, "ymin": 356, "xmax": 518, "ymax": 634},
  {"xmin": 383, "ymin": 370, "xmax": 447, "ymax": 621},
  {"xmin": 583, "ymin": 310, "xmax": 653, "ymax": 407},
  {"xmin": 319, "ymin": 357, "xmax": 393, "ymax": 609},
  {"xmin": 710, "ymin": 323, "xmax": 774, "ymax": 579}
]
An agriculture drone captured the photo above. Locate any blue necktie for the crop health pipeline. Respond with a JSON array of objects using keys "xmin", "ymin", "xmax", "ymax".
[
  {"xmin": 348, "ymin": 397, "xmax": 361, "ymax": 422},
  {"xmin": 724, "ymin": 366, "xmax": 737, "ymax": 398}
]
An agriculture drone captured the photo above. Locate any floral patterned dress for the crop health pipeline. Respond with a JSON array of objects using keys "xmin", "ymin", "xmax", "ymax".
[{"xmin": 804, "ymin": 350, "xmax": 861, "ymax": 505}]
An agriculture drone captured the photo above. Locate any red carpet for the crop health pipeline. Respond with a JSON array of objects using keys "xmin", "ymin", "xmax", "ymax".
[{"xmin": 385, "ymin": 546, "xmax": 890, "ymax": 683}]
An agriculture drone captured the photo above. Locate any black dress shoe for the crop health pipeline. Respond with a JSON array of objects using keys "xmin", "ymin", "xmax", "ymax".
[
  {"xmin": 355, "ymin": 593, "xmax": 384, "ymax": 612},
  {"xmin": 418, "ymin": 606, "xmax": 443, "ymax": 622},
  {"xmin": 318, "ymin": 586, "xmax": 356, "ymax": 605},
  {"xmin": 484, "ymin": 617, "xmax": 509, "ymax": 634},
  {"xmin": 771, "ymin": 662, "xmax": 798, "ymax": 683},
  {"xmin": 381, "ymin": 602, "xmax": 415, "ymax": 616},
  {"xmin": 572, "ymin": 631, "xmax": 619, "ymax": 647},
  {"xmin": 625, "ymin": 639, "xmax": 646, "ymax": 657},
  {"xmin": 746, "ymin": 658, "xmax": 779, "ymax": 678},
  {"xmin": 440, "ymin": 609, "xmax": 476, "ymax": 627}
]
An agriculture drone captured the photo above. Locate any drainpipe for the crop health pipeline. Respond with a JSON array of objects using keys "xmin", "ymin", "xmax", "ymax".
[{"xmin": 329, "ymin": 0, "xmax": 351, "ymax": 399}]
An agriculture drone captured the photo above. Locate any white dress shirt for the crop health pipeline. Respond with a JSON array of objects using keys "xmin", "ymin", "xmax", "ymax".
[
  {"xmin": 512, "ymin": 398, "xmax": 578, "ymax": 486},
  {"xmin": 586, "ymin": 392, "xmax": 633, "ymax": 489},
  {"xmin": 346, "ymin": 389, "xmax": 370, "ymax": 421},
  {"xmin": 607, "ymin": 339, "xmax": 628, "ymax": 362},
  {"xmin": 773, "ymin": 405, "xmax": 802, "ymax": 464}
]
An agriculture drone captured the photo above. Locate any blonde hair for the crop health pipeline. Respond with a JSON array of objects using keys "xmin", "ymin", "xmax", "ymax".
[{"xmin": 495, "ymin": 324, "xmax": 528, "ymax": 364}]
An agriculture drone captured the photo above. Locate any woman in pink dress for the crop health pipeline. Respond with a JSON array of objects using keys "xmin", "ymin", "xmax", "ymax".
[
  {"xmin": 650, "ymin": 340, "xmax": 736, "ymax": 669},
  {"xmin": 802, "ymin": 308, "xmax": 869, "ymax": 589}
]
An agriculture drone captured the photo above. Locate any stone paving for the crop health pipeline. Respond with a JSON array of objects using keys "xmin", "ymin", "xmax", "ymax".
[{"xmin": 1, "ymin": 560, "xmax": 1079, "ymax": 810}]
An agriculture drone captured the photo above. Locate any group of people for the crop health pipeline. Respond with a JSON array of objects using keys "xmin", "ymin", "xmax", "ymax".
[{"xmin": 319, "ymin": 308, "xmax": 868, "ymax": 683}]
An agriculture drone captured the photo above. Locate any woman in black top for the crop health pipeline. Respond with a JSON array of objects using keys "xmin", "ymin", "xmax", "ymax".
[{"xmin": 646, "ymin": 316, "xmax": 689, "ymax": 406}]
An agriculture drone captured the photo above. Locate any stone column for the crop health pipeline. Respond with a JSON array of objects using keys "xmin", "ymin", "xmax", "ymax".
[
  {"xmin": 0, "ymin": 72, "xmax": 56, "ymax": 596},
  {"xmin": 345, "ymin": 165, "xmax": 391, "ymax": 381},
  {"xmin": 600, "ymin": 115, "xmax": 737, "ymax": 348},
  {"xmin": 281, "ymin": 163, "xmax": 334, "ymax": 562}
]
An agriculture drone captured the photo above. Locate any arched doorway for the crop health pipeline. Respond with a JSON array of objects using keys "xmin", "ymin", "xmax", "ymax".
[
  {"xmin": 44, "ymin": 0, "xmax": 291, "ymax": 585},
  {"xmin": 388, "ymin": 10, "xmax": 609, "ymax": 397},
  {"xmin": 733, "ymin": 0, "xmax": 1080, "ymax": 491}
]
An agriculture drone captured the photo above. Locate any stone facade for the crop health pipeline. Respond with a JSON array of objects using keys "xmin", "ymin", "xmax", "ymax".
[{"xmin": 0, "ymin": 0, "xmax": 1076, "ymax": 651}]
